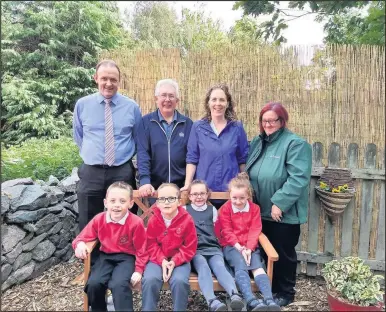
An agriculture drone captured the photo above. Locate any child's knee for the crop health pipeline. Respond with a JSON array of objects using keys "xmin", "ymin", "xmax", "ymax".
[{"xmin": 252, "ymin": 268, "xmax": 266, "ymax": 277}]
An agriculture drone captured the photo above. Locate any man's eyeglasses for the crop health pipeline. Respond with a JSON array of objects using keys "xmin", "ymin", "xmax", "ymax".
[
  {"xmin": 156, "ymin": 196, "xmax": 178, "ymax": 203},
  {"xmin": 189, "ymin": 192, "xmax": 208, "ymax": 198},
  {"xmin": 261, "ymin": 118, "xmax": 280, "ymax": 126},
  {"xmin": 159, "ymin": 93, "xmax": 176, "ymax": 100}
]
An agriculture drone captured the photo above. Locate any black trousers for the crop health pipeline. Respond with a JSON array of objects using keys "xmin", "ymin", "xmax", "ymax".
[
  {"xmin": 77, "ymin": 160, "xmax": 136, "ymax": 232},
  {"xmin": 85, "ymin": 252, "xmax": 135, "ymax": 311},
  {"xmin": 260, "ymin": 220, "xmax": 300, "ymax": 299}
]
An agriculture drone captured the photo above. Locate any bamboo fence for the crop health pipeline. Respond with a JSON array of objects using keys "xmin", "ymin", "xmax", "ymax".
[{"xmin": 101, "ymin": 44, "xmax": 385, "ymax": 170}]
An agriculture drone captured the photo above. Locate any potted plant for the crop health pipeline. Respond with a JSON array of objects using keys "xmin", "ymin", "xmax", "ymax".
[
  {"xmin": 315, "ymin": 168, "xmax": 356, "ymax": 223},
  {"xmin": 322, "ymin": 256, "xmax": 385, "ymax": 311}
]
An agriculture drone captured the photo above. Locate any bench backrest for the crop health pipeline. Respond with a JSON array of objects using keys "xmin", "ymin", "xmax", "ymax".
[{"xmin": 132, "ymin": 190, "xmax": 229, "ymax": 225}]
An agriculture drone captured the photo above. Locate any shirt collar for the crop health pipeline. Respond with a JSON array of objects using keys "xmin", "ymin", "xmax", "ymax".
[
  {"xmin": 191, "ymin": 203, "xmax": 208, "ymax": 211},
  {"xmin": 158, "ymin": 109, "xmax": 177, "ymax": 123},
  {"xmin": 232, "ymin": 201, "xmax": 250, "ymax": 213},
  {"xmin": 106, "ymin": 211, "xmax": 129, "ymax": 225},
  {"xmin": 97, "ymin": 92, "xmax": 119, "ymax": 106}
]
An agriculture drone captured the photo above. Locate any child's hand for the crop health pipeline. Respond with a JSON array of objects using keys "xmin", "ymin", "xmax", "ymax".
[
  {"xmin": 162, "ymin": 259, "xmax": 170, "ymax": 282},
  {"xmin": 130, "ymin": 272, "xmax": 142, "ymax": 286},
  {"xmin": 166, "ymin": 260, "xmax": 175, "ymax": 279},
  {"xmin": 242, "ymin": 249, "xmax": 252, "ymax": 266},
  {"xmin": 75, "ymin": 242, "xmax": 89, "ymax": 259},
  {"xmin": 234, "ymin": 243, "xmax": 245, "ymax": 252}
]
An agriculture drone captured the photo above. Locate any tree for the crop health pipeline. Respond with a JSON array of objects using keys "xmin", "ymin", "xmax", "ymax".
[
  {"xmin": 1, "ymin": 1, "xmax": 130, "ymax": 146},
  {"xmin": 234, "ymin": 1, "xmax": 384, "ymax": 45}
]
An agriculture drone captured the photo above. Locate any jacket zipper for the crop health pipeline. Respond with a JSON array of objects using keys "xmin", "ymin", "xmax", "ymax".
[{"xmin": 152, "ymin": 120, "xmax": 183, "ymax": 183}]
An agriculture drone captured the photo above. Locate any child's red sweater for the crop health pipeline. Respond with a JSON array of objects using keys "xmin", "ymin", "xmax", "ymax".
[
  {"xmin": 146, "ymin": 206, "xmax": 198, "ymax": 266},
  {"xmin": 72, "ymin": 211, "xmax": 148, "ymax": 273},
  {"xmin": 215, "ymin": 200, "xmax": 262, "ymax": 251}
]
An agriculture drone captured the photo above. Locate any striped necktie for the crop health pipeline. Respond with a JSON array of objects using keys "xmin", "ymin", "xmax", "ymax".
[{"xmin": 104, "ymin": 99, "xmax": 115, "ymax": 166}]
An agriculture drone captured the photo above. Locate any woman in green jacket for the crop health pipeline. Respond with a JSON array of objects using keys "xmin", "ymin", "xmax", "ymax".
[{"xmin": 246, "ymin": 102, "xmax": 312, "ymax": 307}]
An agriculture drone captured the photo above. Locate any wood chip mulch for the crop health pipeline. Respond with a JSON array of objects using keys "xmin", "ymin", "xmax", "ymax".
[{"xmin": 1, "ymin": 258, "xmax": 329, "ymax": 311}]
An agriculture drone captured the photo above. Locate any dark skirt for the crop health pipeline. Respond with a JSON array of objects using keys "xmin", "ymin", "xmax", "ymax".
[{"xmin": 223, "ymin": 246, "xmax": 263, "ymax": 271}]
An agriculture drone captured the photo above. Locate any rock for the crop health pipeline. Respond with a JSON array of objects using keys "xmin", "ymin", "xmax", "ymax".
[
  {"xmin": 30, "ymin": 257, "xmax": 59, "ymax": 279},
  {"xmin": 1, "ymin": 194, "xmax": 10, "ymax": 215},
  {"xmin": 10, "ymin": 185, "xmax": 49, "ymax": 211},
  {"xmin": 22, "ymin": 233, "xmax": 48, "ymax": 252},
  {"xmin": 1, "ymin": 263, "xmax": 12, "ymax": 282},
  {"xmin": 69, "ymin": 201, "xmax": 79, "ymax": 215},
  {"xmin": 35, "ymin": 213, "xmax": 60, "ymax": 235},
  {"xmin": 47, "ymin": 203, "xmax": 64, "ymax": 214},
  {"xmin": 1, "ymin": 225, "xmax": 26, "ymax": 253},
  {"xmin": 1, "ymin": 255, "xmax": 7, "ymax": 264},
  {"xmin": 2, "ymin": 261, "xmax": 35, "ymax": 291},
  {"xmin": 4, "ymin": 185, "xmax": 27, "ymax": 211},
  {"xmin": 13, "ymin": 252, "xmax": 32, "ymax": 271},
  {"xmin": 5, "ymin": 243, "xmax": 22, "ymax": 264},
  {"xmin": 61, "ymin": 215, "xmax": 76, "ymax": 232},
  {"xmin": 31, "ymin": 240, "xmax": 56, "ymax": 261},
  {"xmin": 20, "ymin": 232, "xmax": 34, "ymax": 244},
  {"xmin": 58, "ymin": 169, "xmax": 79, "ymax": 193},
  {"xmin": 54, "ymin": 245, "xmax": 71, "ymax": 259},
  {"xmin": 1, "ymin": 178, "xmax": 33, "ymax": 189},
  {"xmin": 49, "ymin": 234, "xmax": 61, "ymax": 246},
  {"xmin": 23, "ymin": 223, "xmax": 38, "ymax": 233},
  {"xmin": 64, "ymin": 194, "xmax": 77, "ymax": 203},
  {"xmin": 47, "ymin": 222, "xmax": 63, "ymax": 236},
  {"xmin": 35, "ymin": 179, "xmax": 46, "ymax": 186},
  {"xmin": 61, "ymin": 201, "xmax": 73, "ymax": 210},
  {"xmin": 6, "ymin": 207, "xmax": 49, "ymax": 223},
  {"xmin": 46, "ymin": 187, "xmax": 65, "ymax": 205},
  {"xmin": 47, "ymin": 175, "xmax": 60, "ymax": 186},
  {"xmin": 57, "ymin": 230, "xmax": 73, "ymax": 249},
  {"xmin": 62, "ymin": 248, "xmax": 74, "ymax": 262}
]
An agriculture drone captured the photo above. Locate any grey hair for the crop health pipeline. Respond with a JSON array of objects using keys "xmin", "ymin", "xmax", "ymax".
[{"xmin": 154, "ymin": 79, "xmax": 180, "ymax": 99}]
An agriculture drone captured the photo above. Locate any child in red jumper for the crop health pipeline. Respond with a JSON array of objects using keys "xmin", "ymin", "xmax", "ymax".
[
  {"xmin": 216, "ymin": 173, "xmax": 280, "ymax": 311},
  {"xmin": 142, "ymin": 183, "xmax": 198, "ymax": 311},
  {"xmin": 72, "ymin": 182, "xmax": 148, "ymax": 312}
]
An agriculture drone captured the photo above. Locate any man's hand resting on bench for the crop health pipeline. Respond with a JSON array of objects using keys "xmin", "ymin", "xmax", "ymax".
[{"xmin": 75, "ymin": 242, "xmax": 90, "ymax": 259}]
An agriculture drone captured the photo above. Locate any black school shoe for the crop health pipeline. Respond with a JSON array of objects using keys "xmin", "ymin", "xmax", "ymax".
[
  {"xmin": 273, "ymin": 294, "xmax": 294, "ymax": 307},
  {"xmin": 230, "ymin": 291, "xmax": 245, "ymax": 311},
  {"xmin": 265, "ymin": 298, "xmax": 281, "ymax": 311}
]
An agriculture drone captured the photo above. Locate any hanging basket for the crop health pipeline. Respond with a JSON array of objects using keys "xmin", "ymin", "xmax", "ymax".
[{"xmin": 315, "ymin": 186, "xmax": 355, "ymax": 222}]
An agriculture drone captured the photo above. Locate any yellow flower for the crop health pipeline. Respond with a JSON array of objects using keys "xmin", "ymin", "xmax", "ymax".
[
  {"xmin": 332, "ymin": 188, "xmax": 340, "ymax": 193},
  {"xmin": 343, "ymin": 184, "xmax": 348, "ymax": 189},
  {"xmin": 320, "ymin": 182, "xmax": 327, "ymax": 188}
]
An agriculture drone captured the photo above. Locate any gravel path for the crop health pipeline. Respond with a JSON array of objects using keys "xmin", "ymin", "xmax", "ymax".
[{"xmin": 1, "ymin": 258, "xmax": 329, "ymax": 311}]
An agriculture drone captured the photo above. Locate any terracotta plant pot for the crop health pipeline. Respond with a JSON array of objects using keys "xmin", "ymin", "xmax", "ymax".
[
  {"xmin": 315, "ymin": 187, "xmax": 355, "ymax": 222},
  {"xmin": 327, "ymin": 291, "xmax": 384, "ymax": 311}
]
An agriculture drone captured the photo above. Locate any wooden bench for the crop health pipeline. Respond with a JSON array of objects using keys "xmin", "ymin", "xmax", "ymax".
[{"xmin": 81, "ymin": 191, "xmax": 279, "ymax": 311}]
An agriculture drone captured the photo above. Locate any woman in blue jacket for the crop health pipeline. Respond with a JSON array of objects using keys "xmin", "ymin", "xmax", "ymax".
[{"xmin": 182, "ymin": 84, "xmax": 249, "ymax": 208}]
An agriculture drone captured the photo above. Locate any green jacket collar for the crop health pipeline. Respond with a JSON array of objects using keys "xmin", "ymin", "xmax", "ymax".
[{"xmin": 261, "ymin": 127, "xmax": 285, "ymax": 143}]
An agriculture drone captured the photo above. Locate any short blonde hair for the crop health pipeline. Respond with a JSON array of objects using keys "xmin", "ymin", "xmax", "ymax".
[
  {"xmin": 157, "ymin": 183, "xmax": 180, "ymax": 198},
  {"xmin": 106, "ymin": 181, "xmax": 133, "ymax": 199}
]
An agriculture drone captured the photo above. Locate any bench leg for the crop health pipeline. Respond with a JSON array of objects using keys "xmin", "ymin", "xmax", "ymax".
[{"xmin": 266, "ymin": 258, "xmax": 273, "ymax": 285}]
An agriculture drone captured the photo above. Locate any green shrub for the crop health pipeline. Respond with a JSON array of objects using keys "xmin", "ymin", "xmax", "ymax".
[{"xmin": 1, "ymin": 137, "xmax": 82, "ymax": 182}]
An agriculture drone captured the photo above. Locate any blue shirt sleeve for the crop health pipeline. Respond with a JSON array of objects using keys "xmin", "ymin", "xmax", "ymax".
[
  {"xmin": 186, "ymin": 122, "xmax": 199, "ymax": 164},
  {"xmin": 236, "ymin": 122, "xmax": 249, "ymax": 164},
  {"xmin": 73, "ymin": 101, "xmax": 83, "ymax": 149}
]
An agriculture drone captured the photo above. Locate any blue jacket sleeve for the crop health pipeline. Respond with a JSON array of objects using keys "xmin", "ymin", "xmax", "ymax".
[
  {"xmin": 73, "ymin": 101, "xmax": 83, "ymax": 149},
  {"xmin": 136, "ymin": 117, "xmax": 152, "ymax": 186},
  {"xmin": 236, "ymin": 122, "xmax": 249, "ymax": 164},
  {"xmin": 186, "ymin": 122, "xmax": 199, "ymax": 164}
]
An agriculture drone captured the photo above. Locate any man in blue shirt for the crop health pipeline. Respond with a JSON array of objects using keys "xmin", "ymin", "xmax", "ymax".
[
  {"xmin": 73, "ymin": 60, "xmax": 141, "ymax": 232},
  {"xmin": 136, "ymin": 79, "xmax": 193, "ymax": 198}
]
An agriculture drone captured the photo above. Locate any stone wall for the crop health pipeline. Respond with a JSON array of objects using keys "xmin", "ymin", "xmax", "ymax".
[{"xmin": 1, "ymin": 169, "xmax": 80, "ymax": 292}]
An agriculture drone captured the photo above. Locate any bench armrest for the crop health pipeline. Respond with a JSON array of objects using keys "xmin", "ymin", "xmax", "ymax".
[
  {"xmin": 258, "ymin": 233, "xmax": 278, "ymax": 285},
  {"xmin": 84, "ymin": 240, "xmax": 99, "ymax": 282}
]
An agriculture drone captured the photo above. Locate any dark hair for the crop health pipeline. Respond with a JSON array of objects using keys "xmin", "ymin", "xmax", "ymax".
[
  {"xmin": 106, "ymin": 181, "xmax": 133, "ymax": 199},
  {"xmin": 157, "ymin": 183, "xmax": 180, "ymax": 198},
  {"xmin": 259, "ymin": 102, "xmax": 288, "ymax": 133},
  {"xmin": 227, "ymin": 172, "xmax": 253, "ymax": 198},
  {"xmin": 203, "ymin": 83, "xmax": 237, "ymax": 122},
  {"xmin": 95, "ymin": 59, "xmax": 121, "ymax": 79}
]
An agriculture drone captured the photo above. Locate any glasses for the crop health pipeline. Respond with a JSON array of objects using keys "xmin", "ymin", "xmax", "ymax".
[
  {"xmin": 261, "ymin": 118, "xmax": 280, "ymax": 126},
  {"xmin": 156, "ymin": 196, "xmax": 178, "ymax": 203},
  {"xmin": 159, "ymin": 93, "xmax": 176, "ymax": 100},
  {"xmin": 189, "ymin": 192, "xmax": 208, "ymax": 198}
]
